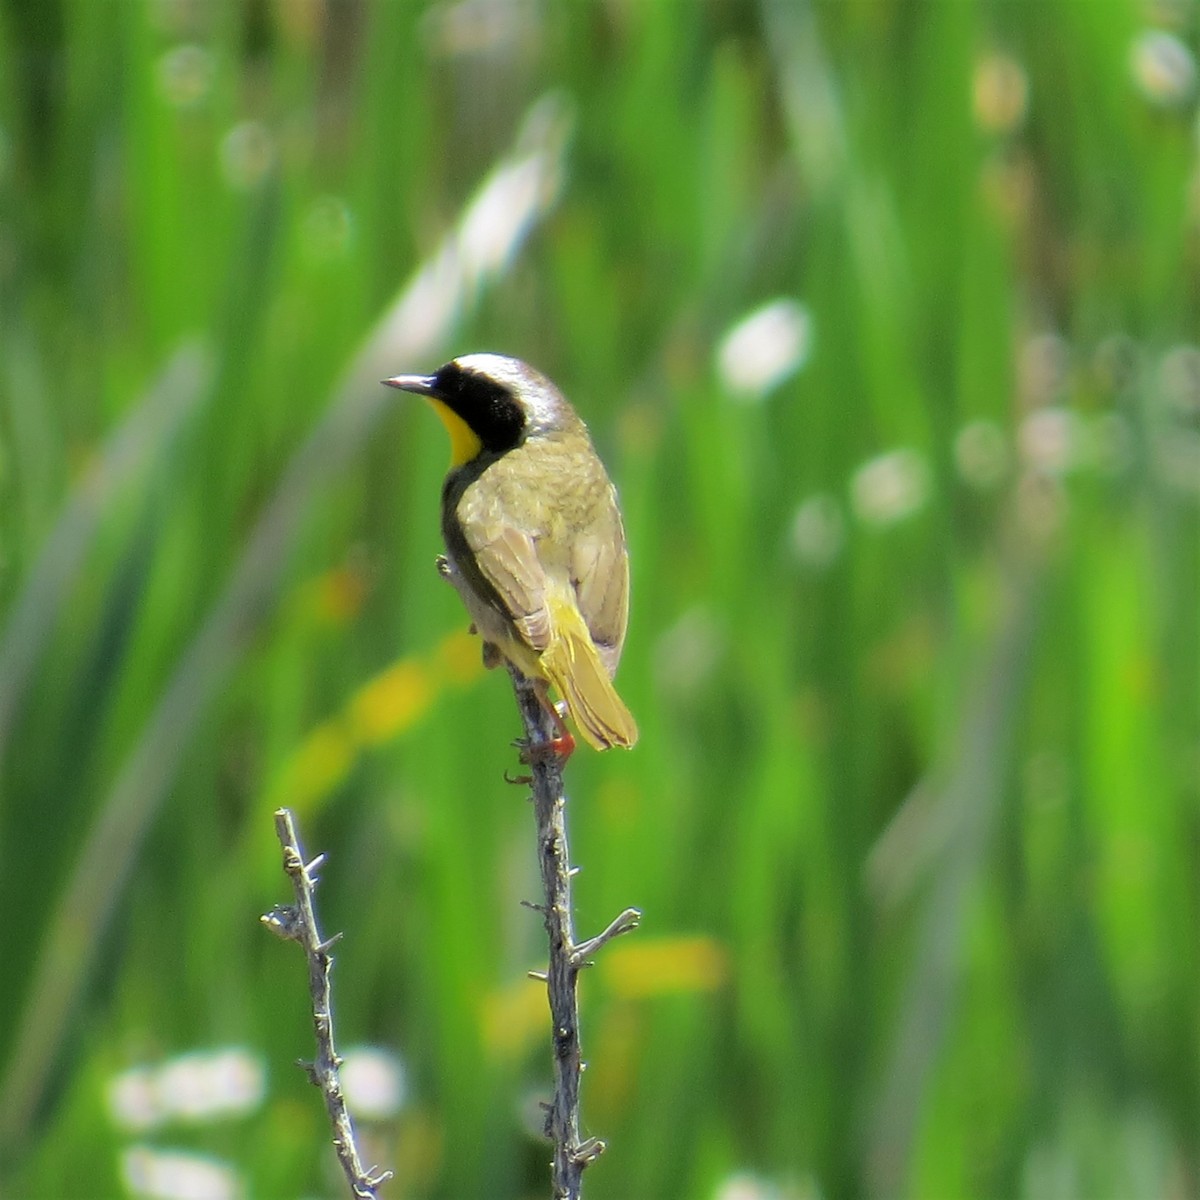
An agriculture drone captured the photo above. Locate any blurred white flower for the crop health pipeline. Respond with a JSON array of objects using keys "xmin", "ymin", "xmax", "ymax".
[
  {"xmin": 790, "ymin": 493, "xmax": 845, "ymax": 568},
  {"xmin": 850, "ymin": 449, "xmax": 931, "ymax": 526},
  {"xmin": 121, "ymin": 1146, "xmax": 242, "ymax": 1200},
  {"xmin": 714, "ymin": 1171, "xmax": 820, "ymax": 1200},
  {"xmin": 341, "ymin": 1046, "xmax": 407, "ymax": 1120},
  {"xmin": 716, "ymin": 1174, "xmax": 777, "ymax": 1200},
  {"xmin": 157, "ymin": 44, "xmax": 214, "ymax": 109},
  {"xmin": 716, "ymin": 299, "xmax": 813, "ymax": 401},
  {"xmin": 654, "ymin": 608, "xmax": 724, "ymax": 695},
  {"xmin": 108, "ymin": 1048, "xmax": 265, "ymax": 1132},
  {"xmin": 109, "ymin": 1067, "xmax": 160, "ymax": 1132},
  {"xmin": 1018, "ymin": 407, "xmax": 1082, "ymax": 475},
  {"xmin": 1131, "ymin": 29, "xmax": 1196, "ymax": 107},
  {"xmin": 954, "ymin": 419, "xmax": 1009, "ymax": 489},
  {"xmin": 219, "ymin": 121, "xmax": 275, "ymax": 191}
]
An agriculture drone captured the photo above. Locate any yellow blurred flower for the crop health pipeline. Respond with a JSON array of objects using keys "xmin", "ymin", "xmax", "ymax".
[
  {"xmin": 277, "ymin": 719, "xmax": 354, "ymax": 814},
  {"xmin": 481, "ymin": 979, "xmax": 548, "ymax": 1062},
  {"xmin": 350, "ymin": 661, "xmax": 432, "ymax": 745},
  {"xmin": 972, "ymin": 52, "xmax": 1029, "ymax": 134},
  {"xmin": 310, "ymin": 565, "xmax": 368, "ymax": 625},
  {"xmin": 270, "ymin": 629, "xmax": 485, "ymax": 814},
  {"xmin": 480, "ymin": 937, "xmax": 729, "ymax": 1062},
  {"xmin": 602, "ymin": 936, "xmax": 729, "ymax": 999}
]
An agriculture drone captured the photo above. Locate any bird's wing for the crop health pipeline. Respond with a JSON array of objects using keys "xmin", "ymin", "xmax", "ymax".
[
  {"xmin": 570, "ymin": 500, "xmax": 629, "ymax": 678},
  {"xmin": 464, "ymin": 521, "xmax": 554, "ymax": 651},
  {"xmin": 456, "ymin": 448, "xmax": 629, "ymax": 674}
]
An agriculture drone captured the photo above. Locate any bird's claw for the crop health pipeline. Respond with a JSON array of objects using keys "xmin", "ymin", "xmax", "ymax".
[{"xmin": 517, "ymin": 731, "xmax": 576, "ymax": 765}]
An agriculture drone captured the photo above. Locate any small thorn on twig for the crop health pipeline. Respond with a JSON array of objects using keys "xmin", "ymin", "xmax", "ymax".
[
  {"xmin": 528, "ymin": 969, "xmax": 549, "ymax": 981},
  {"xmin": 573, "ymin": 1137, "xmax": 607, "ymax": 1166},
  {"xmin": 570, "ymin": 907, "xmax": 642, "ymax": 967},
  {"xmin": 521, "ymin": 899, "xmax": 549, "ymax": 914},
  {"xmin": 360, "ymin": 1167, "xmax": 395, "ymax": 1194},
  {"xmin": 504, "ymin": 769, "xmax": 534, "ymax": 786}
]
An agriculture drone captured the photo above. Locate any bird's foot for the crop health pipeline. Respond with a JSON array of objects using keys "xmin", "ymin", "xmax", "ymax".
[{"xmin": 517, "ymin": 729, "xmax": 576, "ymax": 766}]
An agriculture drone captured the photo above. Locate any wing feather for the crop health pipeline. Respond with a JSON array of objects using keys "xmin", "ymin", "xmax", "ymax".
[
  {"xmin": 570, "ymin": 504, "xmax": 629, "ymax": 678},
  {"xmin": 463, "ymin": 521, "xmax": 553, "ymax": 651}
]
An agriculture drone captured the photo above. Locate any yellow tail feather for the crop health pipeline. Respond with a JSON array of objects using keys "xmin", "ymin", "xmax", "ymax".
[{"xmin": 540, "ymin": 601, "xmax": 638, "ymax": 751}]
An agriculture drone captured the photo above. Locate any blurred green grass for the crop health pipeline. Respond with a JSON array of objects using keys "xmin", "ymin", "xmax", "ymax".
[{"xmin": 2, "ymin": 1, "xmax": 1199, "ymax": 1198}]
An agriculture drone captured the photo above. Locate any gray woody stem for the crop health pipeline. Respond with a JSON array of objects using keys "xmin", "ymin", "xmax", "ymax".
[
  {"xmin": 263, "ymin": 808, "xmax": 392, "ymax": 1200},
  {"xmin": 508, "ymin": 667, "xmax": 642, "ymax": 1199}
]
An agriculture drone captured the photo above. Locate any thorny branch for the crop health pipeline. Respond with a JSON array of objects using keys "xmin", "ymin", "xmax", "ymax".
[
  {"xmin": 508, "ymin": 667, "xmax": 642, "ymax": 1200},
  {"xmin": 263, "ymin": 808, "xmax": 392, "ymax": 1200}
]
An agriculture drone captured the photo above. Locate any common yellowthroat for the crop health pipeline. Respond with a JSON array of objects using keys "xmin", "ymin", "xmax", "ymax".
[{"xmin": 383, "ymin": 354, "xmax": 638, "ymax": 755}]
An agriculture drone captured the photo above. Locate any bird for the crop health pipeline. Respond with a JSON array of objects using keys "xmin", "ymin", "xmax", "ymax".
[{"xmin": 383, "ymin": 353, "xmax": 638, "ymax": 759}]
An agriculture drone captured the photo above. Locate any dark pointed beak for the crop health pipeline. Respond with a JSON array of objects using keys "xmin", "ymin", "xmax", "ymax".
[{"xmin": 382, "ymin": 373, "xmax": 439, "ymax": 397}]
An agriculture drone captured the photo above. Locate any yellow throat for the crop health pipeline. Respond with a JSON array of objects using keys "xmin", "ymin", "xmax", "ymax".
[{"xmin": 427, "ymin": 398, "xmax": 483, "ymax": 468}]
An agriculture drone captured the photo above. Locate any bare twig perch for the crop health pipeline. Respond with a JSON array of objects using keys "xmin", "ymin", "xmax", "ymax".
[
  {"xmin": 508, "ymin": 667, "xmax": 642, "ymax": 1199},
  {"xmin": 262, "ymin": 808, "xmax": 392, "ymax": 1200}
]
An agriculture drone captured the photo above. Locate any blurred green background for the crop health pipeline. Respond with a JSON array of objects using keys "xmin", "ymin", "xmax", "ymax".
[{"xmin": 2, "ymin": 0, "xmax": 1199, "ymax": 1197}]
